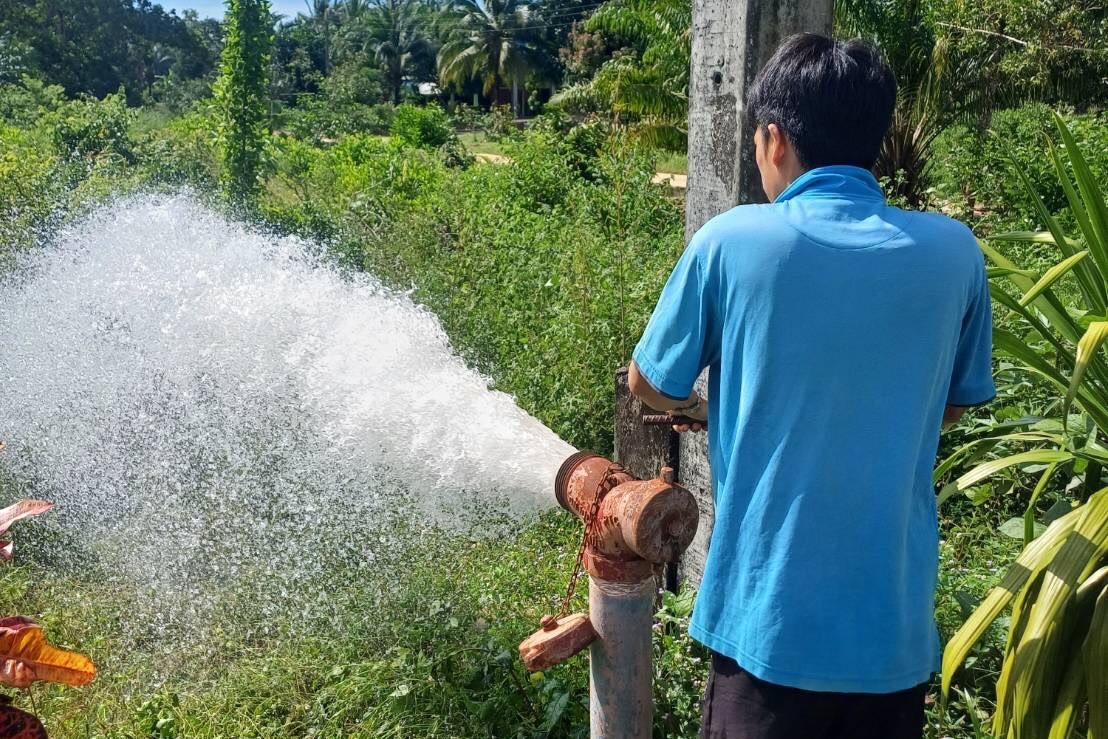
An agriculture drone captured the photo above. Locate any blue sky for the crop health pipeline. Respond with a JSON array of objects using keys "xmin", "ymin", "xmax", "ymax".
[{"xmin": 169, "ymin": 1, "xmax": 307, "ymax": 20}]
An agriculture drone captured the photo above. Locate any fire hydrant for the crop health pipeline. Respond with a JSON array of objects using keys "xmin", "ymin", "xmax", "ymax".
[{"xmin": 519, "ymin": 451, "xmax": 699, "ymax": 739}]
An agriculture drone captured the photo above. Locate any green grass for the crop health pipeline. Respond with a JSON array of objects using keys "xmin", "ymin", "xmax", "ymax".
[
  {"xmin": 1, "ymin": 510, "xmax": 598, "ymax": 739},
  {"xmin": 653, "ymin": 150, "xmax": 687, "ymax": 175},
  {"xmin": 457, "ymin": 131, "xmax": 509, "ymax": 158},
  {"xmin": 0, "ymin": 496, "xmax": 1020, "ymax": 739}
]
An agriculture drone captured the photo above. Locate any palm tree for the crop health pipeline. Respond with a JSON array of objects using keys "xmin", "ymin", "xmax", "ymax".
[
  {"xmin": 350, "ymin": 0, "xmax": 434, "ymax": 103},
  {"xmin": 552, "ymin": 0, "xmax": 690, "ymax": 150},
  {"xmin": 300, "ymin": 0, "xmax": 337, "ymax": 73},
  {"xmin": 437, "ymin": 0, "xmax": 542, "ymax": 117}
]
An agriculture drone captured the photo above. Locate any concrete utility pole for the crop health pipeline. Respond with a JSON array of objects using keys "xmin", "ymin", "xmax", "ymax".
[{"xmin": 679, "ymin": 0, "xmax": 834, "ymax": 583}]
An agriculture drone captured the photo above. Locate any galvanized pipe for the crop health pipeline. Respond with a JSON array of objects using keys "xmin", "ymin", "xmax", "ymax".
[{"xmin": 589, "ymin": 576, "xmax": 656, "ymax": 739}]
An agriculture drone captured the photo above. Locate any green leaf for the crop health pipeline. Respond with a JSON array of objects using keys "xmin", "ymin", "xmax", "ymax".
[
  {"xmin": 936, "ymin": 481, "xmax": 960, "ymax": 506},
  {"xmin": 1085, "ymin": 579, "xmax": 1108, "ymax": 739},
  {"xmin": 1054, "ymin": 112, "xmax": 1108, "ymax": 276},
  {"xmin": 1008, "ymin": 488, "xmax": 1108, "ymax": 739},
  {"xmin": 1000, "ymin": 517, "xmax": 1044, "ymax": 540},
  {"xmin": 956, "ymin": 450, "xmax": 1074, "ymax": 490},
  {"xmin": 991, "ymin": 231, "xmax": 1081, "ymax": 250},
  {"xmin": 1019, "ymin": 251, "xmax": 1090, "ymax": 307},
  {"xmin": 983, "ymin": 242, "xmax": 1082, "ymax": 344},
  {"xmin": 1024, "ymin": 463, "xmax": 1059, "ymax": 543},
  {"xmin": 1046, "ymin": 566, "xmax": 1108, "ymax": 739},
  {"xmin": 540, "ymin": 691, "xmax": 570, "ymax": 732},
  {"xmin": 1042, "ymin": 498, "xmax": 1075, "ymax": 525},
  {"xmin": 1063, "ymin": 321, "xmax": 1108, "ymax": 424},
  {"xmin": 942, "ymin": 502, "xmax": 1086, "ymax": 702}
]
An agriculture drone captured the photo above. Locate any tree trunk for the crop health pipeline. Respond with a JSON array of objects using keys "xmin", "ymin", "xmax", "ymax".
[
  {"xmin": 676, "ymin": 0, "xmax": 834, "ymax": 585},
  {"xmin": 511, "ymin": 76, "xmax": 519, "ymax": 117}
]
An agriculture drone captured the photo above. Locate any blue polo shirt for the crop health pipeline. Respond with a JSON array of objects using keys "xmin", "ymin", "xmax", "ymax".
[{"xmin": 632, "ymin": 165, "xmax": 994, "ymax": 693}]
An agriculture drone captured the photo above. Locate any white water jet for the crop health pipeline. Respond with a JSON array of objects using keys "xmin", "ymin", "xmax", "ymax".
[{"xmin": 0, "ymin": 193, "xmax": 575, "ymax": 656}]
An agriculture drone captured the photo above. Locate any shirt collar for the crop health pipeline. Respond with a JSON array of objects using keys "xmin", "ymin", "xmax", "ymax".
[{"xmin": 773, "ymin": 165, "xmax": 885, "ymax": 204}]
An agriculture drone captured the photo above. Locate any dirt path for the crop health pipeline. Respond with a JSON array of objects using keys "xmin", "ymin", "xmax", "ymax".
[
  {"xmin": 473, "ymin": 152, "xmax": 687, "ymax": 189},
  {"xmin": 474, "ymin": 152, "xmax": 512, "ymax": 164},
  {"xmin": 652, "ymin": 172, "xmax": 687, "ymax": 189}
]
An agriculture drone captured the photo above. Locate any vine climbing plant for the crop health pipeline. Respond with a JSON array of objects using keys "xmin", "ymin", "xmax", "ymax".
[{"xmin": 213, "ymin": 0, "xmax": 274, "ymax": 205}]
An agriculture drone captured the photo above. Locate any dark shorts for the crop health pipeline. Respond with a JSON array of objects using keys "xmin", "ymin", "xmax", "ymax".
[{"xmin": 700, "ymin": 653, "xmax": 928, "ymax": 739}]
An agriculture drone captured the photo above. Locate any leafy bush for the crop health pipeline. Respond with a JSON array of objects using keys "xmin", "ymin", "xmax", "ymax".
[
  {"xmin": 136, "ymin": 110, "xmax": 219, "ymax": 190},
  {"xmin": 931, "ymin": 105, "xmax": 1108, "ymax": 237},
  {"xmin": 390, "ymin": 103, "xmax": 454, "ymax": 149},
  {"xmin": 0, "ymin": 75, "xmax": 66, "ymax": 128},
  {"xmin": 282, "ymin": 61, "xmax": 394, "ymax": 141},
  {"xmin": 940, "ymin": 113, "xmax": 1108, "ymax": 739},
  {"xmin": 51, "ymin": 90, "xmax": 136, "ymax": 164},
  {"xmin": 0, "ymin": 125, "xmax": 63, "ymax": 263}
]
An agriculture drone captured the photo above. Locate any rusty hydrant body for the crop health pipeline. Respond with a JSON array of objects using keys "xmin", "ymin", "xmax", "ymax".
[{"xmin": 553, "ymin": 451, "xmax": 699, "ymax": 739}]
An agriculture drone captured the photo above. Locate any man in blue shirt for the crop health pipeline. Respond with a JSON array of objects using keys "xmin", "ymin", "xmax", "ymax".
[{"xmin": 628, "ymin": 34, "xmax": 994, "ymax": 739}]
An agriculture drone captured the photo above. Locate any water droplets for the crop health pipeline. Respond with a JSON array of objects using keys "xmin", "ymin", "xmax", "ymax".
[{"xmin": 0, "ymin": 193, "xmax": 575, "ymax": 668}]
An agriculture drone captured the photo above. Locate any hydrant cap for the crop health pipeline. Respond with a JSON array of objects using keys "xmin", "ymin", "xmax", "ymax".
[{"xmin": 620, "ymin": 481, "xmax": 699, "ymax": 563}]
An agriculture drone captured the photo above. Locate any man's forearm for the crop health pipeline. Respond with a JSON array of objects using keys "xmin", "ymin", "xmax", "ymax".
[{"xmin": 628, "ymin": 361, "xmax": 698, "ymax": 411}]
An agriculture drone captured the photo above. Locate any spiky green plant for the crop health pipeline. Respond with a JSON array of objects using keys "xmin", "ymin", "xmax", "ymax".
[{"xmin": 941, "ymin": 112, "xmax": 1108, "ymax": 739}]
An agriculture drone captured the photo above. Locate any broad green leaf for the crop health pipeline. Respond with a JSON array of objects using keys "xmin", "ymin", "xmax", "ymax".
[
  {"xmin": 1042, "ymin": 498, "xmax": 1075, "ymax": 525},
  {"xmin": 936, "ymin": 481, "xmax": 960, "ymax": 507},
  {"xmin": 942, "ymin": 502, "xmax": 1086, "ymax": 702},
  {"xmin": 1045, "ymin": 566, "xmax": 1108, "ymax": 739},
  {"xmin": 1045, "ymin": 659, "xmax": 1085, "ymax": 739},
  {"xmin": 992, "ymin": 286, "xmax": 1108, "ymax": 399},
  {"xmin": 1046, "ymin": 143, "xmax": 1108, "ymax": 313},
  {"xmin": 1019, "ymin": 251, "xmax": 1089, "ymax": 307},
  {"xmin": 1063, "ymin": 321, "xmax": 1108, "ymax": 423},
  {"xmin": 992, "ymin": 329, "xmax": 1072, "ymax": 394},
  {"xmin": 966, "ymin": 484, "xmax": 993, "ymax": 506},
  {"xmin": 984, "ymin": 242, "xmax": 1083, "ymax": 344},
  {"xmin": 999, "ymin": 517, "xmax": 1044, "ymax": 540},
  {"xmin": 1085, "ymin": 580, "xmax": 1108, "ymax": 739},
  {"xmin": 988, "ymin": 266, "xmax": 1036, "ymax": 279},
  {"xmin": 996, "ymin": 568, "xmax": 1046, "ymax": 730},
  {"xmin": 991, "ymin": 231, "xmax": 1080, "ymax": 250},
  {"xmin": 1009, "ymin": 488, "xmax": 1108, "ymax": 739},
  {"xmin": 1024, "ymin": 463, "xmax": 1058, "ymax": 543},
  {"xmin": 956, "ymin": 450, "xmax": 1074, "ymax": 490}
]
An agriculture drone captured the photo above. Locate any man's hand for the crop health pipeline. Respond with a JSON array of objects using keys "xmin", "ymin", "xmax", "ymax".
[
  {"xmin": 670, "ymin": 416, "xmax": 706, "ymax": 433},
  {"xmin": 628, "ymin": 361, "xmax": 708, "ymax": 433}
]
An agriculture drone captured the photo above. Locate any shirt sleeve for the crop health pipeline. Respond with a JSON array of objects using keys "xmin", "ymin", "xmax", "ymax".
[
  {"xmin": 947, "ymin": 257, "xmax": 996, "ymax": 406},
  {"xmin": 632, "ymin": 242, "xmax": 716, "ymax": 400}
]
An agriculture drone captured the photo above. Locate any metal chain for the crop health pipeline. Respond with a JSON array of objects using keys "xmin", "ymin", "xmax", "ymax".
[{"xmin": 556, "ymin": 466, "xmax": 618, "ymax": 619}]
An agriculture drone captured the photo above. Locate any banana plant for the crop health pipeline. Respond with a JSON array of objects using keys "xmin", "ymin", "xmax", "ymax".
[{"xmin": 940, "ymin": 113, "xmax": 1108, "ymax": 739}]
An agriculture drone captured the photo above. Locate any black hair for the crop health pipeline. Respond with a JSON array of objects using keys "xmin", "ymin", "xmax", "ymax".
[{"xmin": 746, "ymin": 33, "xmax": 896, "ymax": 170}]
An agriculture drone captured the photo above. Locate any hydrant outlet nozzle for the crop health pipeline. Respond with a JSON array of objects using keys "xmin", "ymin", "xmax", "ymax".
[{"xmin": 553, "ymin": 452, "xmax": 699, "ymax": 578}]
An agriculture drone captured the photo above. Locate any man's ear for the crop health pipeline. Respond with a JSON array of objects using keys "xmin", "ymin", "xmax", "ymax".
[{"xmin": 766, "ymin": 123, "xmax": 788, "ymax": 166}]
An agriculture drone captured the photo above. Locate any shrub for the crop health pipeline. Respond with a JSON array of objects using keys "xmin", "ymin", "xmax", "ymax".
[
  {"xmin": 390, "ymin": 103, "xmax": 454, "ymax": 149},
  {"xmin": 0, "ymin": 75, "xmax": 66, "ymax": 128},
  {"xmin": 136, "ymin": 109, "xmax": 220, "ymax": 190},
  {"xmin": 51, "ymin": 90, "xmax": 136, "ymax": 164},
  {"xmin": 941, "ymin": 113, "xmax": 1108, "ymax": 739},
  {"xmin": 931, "ymin": 104, "xmax": 1108, "ymax": 236}
]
